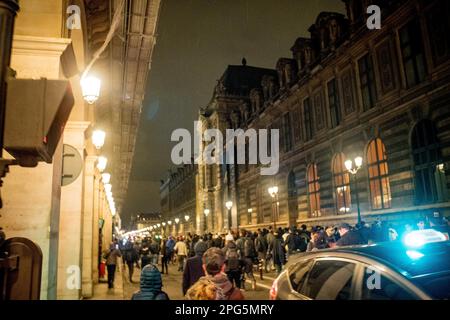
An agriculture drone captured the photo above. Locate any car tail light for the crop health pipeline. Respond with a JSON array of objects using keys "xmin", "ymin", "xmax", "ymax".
[{"xmin": 269, "ymin": 277, "xmax": 279, "ymax": 300}]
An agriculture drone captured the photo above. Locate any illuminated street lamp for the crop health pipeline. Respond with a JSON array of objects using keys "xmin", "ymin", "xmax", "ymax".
[
  {"xmin": 345, "ymin": 156, "xmax": 363, "ymax": 224},
  {"xmin": 203, "ymin": 209, "xmax": 210, "ymax": 232},
  {"xmin": 101, "ymin": 173, "xmax": 111, "ymax": 184},
  {"xmin": 174, "ymin": 218, "xmax": 180, "ymax": 224},
  {"xmin": 184, "ymin": 215, "xmax": 190, "ymax": 222},
  {"xmin": 268, "ymin": 186, "xmax": 279, "ymax": 229},
  {"xmin": 157, "ymin": 223, "xmax": 161, "ymax": 228},
  {"xmin": 97, "ymin": 156, "xmax": 107, "ymax": 172},
  {"xmin": 168, "ymin": 220, "xmax": 172, "ymax": 225},
  {"xmin": 162, "ymin": 222, "xmax": 166, "ymax": 227},
  {"xmin": 225, "ymin": 201, "xmax": 233, "ymax": 231},
  {"xmin": 81, "ymin": 76, "xmax": 101, "ymax": 104},
  {"xmin": 92, "ymin": 130, "xmax": 106, "ymax": 149},
  {"xmin": 104, "ymin": 183, "xmax": 112, "ymax": 193}
]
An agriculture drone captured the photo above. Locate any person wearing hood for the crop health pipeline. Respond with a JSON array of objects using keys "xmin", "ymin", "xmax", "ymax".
[
  {"xmin": 186, "ymin": 247, "xmax": 244, "ymax": 300},
  {"xmin": 131, "ymin": 264, "xmax": 169, "ymax": 300},
  {"xmin": 182, "ymin": 240, "xmax": 208, "ymax": 295}
]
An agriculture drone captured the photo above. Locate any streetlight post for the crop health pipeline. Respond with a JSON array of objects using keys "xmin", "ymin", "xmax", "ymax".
[
  {"xmin": 225, "ymin": 201, "xmax": 233, "ymax": 232},
  {"xmin": 345, "ymin": 156, "xmax": 363, "ymax": 224},
  {"xmin": 268, "ymin": 186, "xmax": 279, "ymax": 230}
]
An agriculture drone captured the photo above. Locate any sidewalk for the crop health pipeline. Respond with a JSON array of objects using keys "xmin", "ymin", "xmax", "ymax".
[{"xmin": 88, "ymin": 264, "xmax": 125, "ymax": 300}]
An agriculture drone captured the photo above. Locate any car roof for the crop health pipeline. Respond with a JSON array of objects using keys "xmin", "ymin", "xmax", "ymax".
[{"xmin": 288, "ymin": 240, "xmax": 450, "ymax": 279}]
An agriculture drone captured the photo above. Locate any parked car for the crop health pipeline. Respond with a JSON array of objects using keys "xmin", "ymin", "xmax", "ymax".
[{"xmin": 269, "ymin": 229, "xmax": 450, "ymax": 300}]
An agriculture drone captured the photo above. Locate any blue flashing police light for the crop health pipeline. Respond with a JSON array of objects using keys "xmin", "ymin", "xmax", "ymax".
[{"xmin": 403, "ymin": 229, "xmax": 447, "ymax": 248}]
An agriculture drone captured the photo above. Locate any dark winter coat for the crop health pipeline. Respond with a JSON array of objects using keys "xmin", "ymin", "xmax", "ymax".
[
  {"xmin": 272, "ymin": 237, "xmax": 286, "ymax": 266},
  {"xmin": 131, "ymin": 265, "xmax": 169, "ymax": 300},
  {"xmin": 182, "ymin": 255, "xmax": 205, "ymax": 295},
  {"xmin": 336, "ymin": 230, "xmax": 365, "ymax": 247}
]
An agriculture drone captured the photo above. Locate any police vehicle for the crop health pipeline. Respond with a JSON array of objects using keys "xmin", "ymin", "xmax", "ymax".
[{"xmin": 269, "ymin": 229, "xmax": 450, "ymax": 300}]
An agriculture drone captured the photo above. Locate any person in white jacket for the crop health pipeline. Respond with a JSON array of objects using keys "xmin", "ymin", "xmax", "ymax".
[{"xmin": 174, "ymin": 237, "xmax": 188, "ymax": 272}]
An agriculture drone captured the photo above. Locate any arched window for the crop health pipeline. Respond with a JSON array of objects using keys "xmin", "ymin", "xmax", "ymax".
[
  {"xmin": 307, "ymin": 164, "xmax": 321, "ymax": 217},
  {"xmin": 412, "ymin": 120, "xmax": 448, "ymax": 204},
  {"xmin": 367, "ymin": 138, "xmax": 392, "ymax": 209},
  {"xmin": 332, "ymin": 153, "xmax": 352, "ymax": 213}
]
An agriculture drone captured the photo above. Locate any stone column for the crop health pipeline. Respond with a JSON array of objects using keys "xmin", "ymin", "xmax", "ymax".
[
  {"xmin": 92, "ymin": 174, "xmax": 100, "ymax": 284},
  {"xmin": 81, "ymin": 155, "xmax": 96, "ymax": 298},
  {"xmin": 57, "ymin": 121, "xmax": 89, "ymax": 300},
  {"xmin": 103, "ymin": 208, "xmax": 112, "ymax": 251}
]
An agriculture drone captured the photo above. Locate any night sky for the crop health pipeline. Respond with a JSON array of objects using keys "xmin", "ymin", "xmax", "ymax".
[{"xmin": 122, "ymin": 0, "xmax": 345, "ymax": 226}]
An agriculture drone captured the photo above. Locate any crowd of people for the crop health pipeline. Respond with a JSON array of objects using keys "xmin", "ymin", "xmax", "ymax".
[{"xmin": 102, "ymin": 215, "xmax": 449, "ymax": 300}]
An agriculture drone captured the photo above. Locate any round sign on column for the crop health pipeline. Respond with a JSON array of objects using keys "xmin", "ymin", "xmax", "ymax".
[{"xmin": 61, "ymin": 144, "xmax": 83, "ymax": 186}]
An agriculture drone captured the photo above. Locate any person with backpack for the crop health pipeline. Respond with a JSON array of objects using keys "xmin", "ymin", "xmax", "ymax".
[
  {"xmin": 255, "ymin": 230, "xmax": 268, "ymax": 280},
  {"xmin": 236, "ymin": 230, "xmax": 257, "ymax": 290},
  {"xmin": 131, "ymin": 264, "xmax": 169, "ymax": 300},
  {"xmin": 222, "ymin": 234, "xmax": 242, "ymax": 289}
]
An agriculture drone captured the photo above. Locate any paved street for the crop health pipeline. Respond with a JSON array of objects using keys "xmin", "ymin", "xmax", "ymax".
[{"xmin": 121, "ymin": 262, "xmax": 273, "ymax": 300}]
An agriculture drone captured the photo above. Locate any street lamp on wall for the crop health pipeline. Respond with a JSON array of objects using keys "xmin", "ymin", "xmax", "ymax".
[
  {"xmin": 97, "ymin": 156, "xmax": 107, "ymax": 172},
  {"xmin": 92, "ymin": 129, "xmax": 106, "ymax": 149},
  {"xmin": 204, "ymin": 209, "xmax": 210, "ymax": 233},
  {"xmin": 81, "ymin": 75, "xmax": 101, "ymax": 104},
  {"xmin": 101, "ymin": 173, "xmax": 111, "ymax": 184},
  {"xmin": 345, "ymin": 156, "xmax": 363, "ymax": 224},
  {"xmin": 104, "ymin": 183, "xmax": 112, "ymax": 193}
]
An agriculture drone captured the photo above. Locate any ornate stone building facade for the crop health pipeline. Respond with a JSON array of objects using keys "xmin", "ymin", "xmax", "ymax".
[
  {"xmin": 162, "ymin": 0, "xmax": 450, "ymax": 234},
  {"xmin": 160, "ymin": 164, "xmax": 198, "ymax": 235}
]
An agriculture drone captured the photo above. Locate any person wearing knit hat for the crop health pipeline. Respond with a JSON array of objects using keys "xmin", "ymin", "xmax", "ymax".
[
  {"xmin": 182, "ymin": 239, "xmax": 208, "ymax": 295},
  {"xmin": 131, "ymin": 264, "xmax": 169, "ymax": 300}
]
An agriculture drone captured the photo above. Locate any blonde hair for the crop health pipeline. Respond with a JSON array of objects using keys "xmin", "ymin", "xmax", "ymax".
[{"xmin": 185, "ymin": 278, "xmax": 224, "ymax": 300}]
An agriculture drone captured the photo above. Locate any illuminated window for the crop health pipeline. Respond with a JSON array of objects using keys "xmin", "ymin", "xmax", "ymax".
[
  {"xmin": 307, "ymin": 164, "xmax": 321, "ymax": 217},
  {"xmin": 333, "ymin": 153, "xmax": 351, "ymax": 213},
  {"xmin": 367, "ymin": 138, "xmax": 392, "ymax": 209}
]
